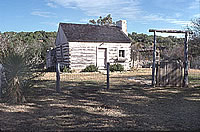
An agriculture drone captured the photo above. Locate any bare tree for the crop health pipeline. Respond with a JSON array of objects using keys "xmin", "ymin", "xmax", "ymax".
[{"xmin": 189, "ymin": 17, "xmax": 200, "ymax": 58}]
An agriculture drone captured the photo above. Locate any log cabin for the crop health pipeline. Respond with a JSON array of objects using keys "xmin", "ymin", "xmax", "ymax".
[{"xmin": 49, "ymin": 20, "xmax": 132, "ymax": 71}]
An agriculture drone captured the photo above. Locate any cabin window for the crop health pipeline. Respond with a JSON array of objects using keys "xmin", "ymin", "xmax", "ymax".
[{"xmin": 119, "ymin": 50, "xmax": 125, "ymax": 58}]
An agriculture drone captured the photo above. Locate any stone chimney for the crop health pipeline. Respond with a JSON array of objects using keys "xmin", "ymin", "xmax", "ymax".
[{"xmin": 116, "ymin": 20, "xmax": 128, "ymax": 36}]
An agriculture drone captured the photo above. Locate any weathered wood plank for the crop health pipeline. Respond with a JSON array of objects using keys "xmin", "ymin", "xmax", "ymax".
[
  {"xmin": 149, "ymin": 29, "xmax": 193, "ymax": 34},
  {"xmin": 156, "ymin": 61, "xmax": 183, "ymax": 87},
  {"xmin": 57, "ymin": 58, "xmax": 70, "ymax": 61},
  {"xmin": 152, "ymin": 31, "xmax": 156, "ymax": 87},
  {"xmin": 70, "ymin": 52, "xmax": 96, "ymax": 55},
  {"xmin": 71, "ymin": 60, "xmax": 95, "ymax": 63}
]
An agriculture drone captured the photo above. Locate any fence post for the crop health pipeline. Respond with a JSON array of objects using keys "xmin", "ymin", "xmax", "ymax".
[
  {"xmin": 56, "ymin": 63, "xmax": 61, "ymax": 92},
  {"xmin": 152, "ymin": 31, "xmax": 156, "ymax": 87},
  {"xmin": 183, "ymin": 32, "xmax": 189, "ymax": 87},
  {"xmin": 107, "ymin": 62, "xmax": 110, "ymax": 89}
]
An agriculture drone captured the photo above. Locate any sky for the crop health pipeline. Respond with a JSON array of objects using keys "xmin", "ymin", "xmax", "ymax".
[{"xmin": 0, "ymin": 0, "xmax": 200, "ymax": 37}]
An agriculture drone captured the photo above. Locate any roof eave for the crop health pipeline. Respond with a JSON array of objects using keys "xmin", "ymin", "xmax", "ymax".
[{"xmin": 68, "ymin": 40, "xmax": 131, "ymax": 43}]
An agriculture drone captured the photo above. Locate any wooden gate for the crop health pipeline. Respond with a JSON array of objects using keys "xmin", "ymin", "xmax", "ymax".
[{"xmin": 156, "ymin": 60, "xmax": 183, "ymax": 87}]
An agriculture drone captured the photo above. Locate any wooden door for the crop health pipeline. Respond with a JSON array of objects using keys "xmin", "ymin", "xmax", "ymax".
[{"xmin": 97, "ymin": 48, "xmax": 107, "ymax": 69}]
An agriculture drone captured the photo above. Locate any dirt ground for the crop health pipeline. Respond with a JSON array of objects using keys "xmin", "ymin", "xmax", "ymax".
[{"xmin": 0, "ymin": 69, "xmax": 200, "ymax": 131}]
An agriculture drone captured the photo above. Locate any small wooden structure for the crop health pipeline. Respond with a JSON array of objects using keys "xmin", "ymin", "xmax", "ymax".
[
  {"xmin": 54, "ymin": 21, "xmax": 131, "ymax": 71},
  {"xmin": 149, "ymin": 29, "xmax": 193, "ymax": 87},
  {"xmin": 156, "ymin": 60, "xmax": 183, "ymax": 87}
]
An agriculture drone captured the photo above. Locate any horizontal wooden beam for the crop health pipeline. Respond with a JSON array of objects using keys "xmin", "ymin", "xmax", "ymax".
[{"xmin": 149, "ymin": 29, "xmax": 193, "ymax": 34}]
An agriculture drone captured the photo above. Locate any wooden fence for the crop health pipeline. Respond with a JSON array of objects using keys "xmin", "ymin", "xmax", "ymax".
[{"xmin": 156, "ymin": 60, "xmax": 183, "ymax": 87}]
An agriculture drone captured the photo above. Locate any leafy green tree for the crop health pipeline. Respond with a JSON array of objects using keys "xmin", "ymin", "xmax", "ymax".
[
  {"xmin": 0, "ymin": 31, "xmax": 57, "ymax": 103},
  {"xmin": 129, "ymin": 31, "xmax": 184, "ymax": 49},
  {"xmin": 0, "ymin": 31, "xmax": 56, "ymax": 67},
  {"xmin": 89, "ymin": 14, "xmax": 113, "ymax": 25},
  {"xmin": 89, "ymin": 19, "xmax": 96, "ymax": 25}
]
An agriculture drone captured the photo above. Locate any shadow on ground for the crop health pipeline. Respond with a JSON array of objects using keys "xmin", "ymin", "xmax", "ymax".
[{"xmin": 0, "ymin": 74, "xmax": 200, "ymax": 131}]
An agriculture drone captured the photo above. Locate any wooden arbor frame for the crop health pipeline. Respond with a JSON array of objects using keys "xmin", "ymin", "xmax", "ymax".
[{"xmin": 149, "ymin": 29, "xmax": 193, "ymax": 87}]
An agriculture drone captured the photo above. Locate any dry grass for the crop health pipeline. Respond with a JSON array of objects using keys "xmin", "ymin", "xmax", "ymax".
[
  {"xmin": 0, "ymin": 68, "xmax": 200, "ymax": 131},
  {"xmin": 189, "ymin": 69, "xmax": 200, "ymax": 87}
]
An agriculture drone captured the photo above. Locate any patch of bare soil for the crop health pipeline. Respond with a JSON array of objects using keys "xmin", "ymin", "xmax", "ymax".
[{"xmin": 0, "ymin": 71, "xmax": 200, "ymax": 131}]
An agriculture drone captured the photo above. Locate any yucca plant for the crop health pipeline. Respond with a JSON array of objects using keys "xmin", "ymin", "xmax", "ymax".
[{"xmin": 1, "ymin": 49, "xmax": 39, "ymax": 103}]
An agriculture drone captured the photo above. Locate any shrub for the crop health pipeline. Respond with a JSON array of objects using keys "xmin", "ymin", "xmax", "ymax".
[
  {"xmin": 82, "ymin": 65, "xmax": 98, "ymax": 72},
  {"xmin": 109, "ymin": 63, "xmax": 124, "ymax": 72},
  {"xmin": 63, "ymin": 66, "xmax": 72, "ymax": 73}
]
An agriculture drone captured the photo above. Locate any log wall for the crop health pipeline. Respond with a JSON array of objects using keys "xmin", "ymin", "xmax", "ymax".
[
  {"xmin": 55, "ymin": 25, "xmax": 70, "ymax": 67},
  {"xmin": 68, "ymin": 42, "xmax": 131, "ymax": 70}
]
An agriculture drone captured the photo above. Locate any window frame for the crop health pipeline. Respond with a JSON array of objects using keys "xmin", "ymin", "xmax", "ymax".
[
  {"xmin": 118, "ymin": 49, "xmax": 126, "ymax": 58},
  {"xmin": 117, "ymin": 48, "xmax": 127, "ymax": 62}
]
